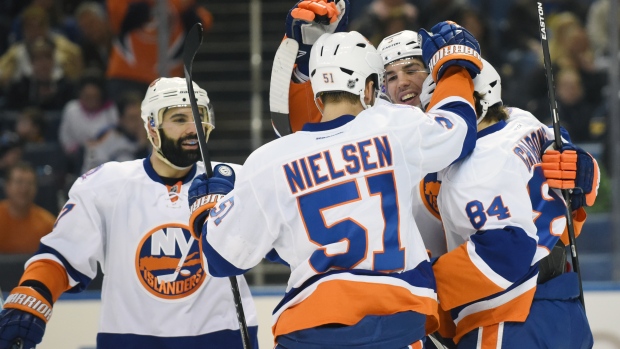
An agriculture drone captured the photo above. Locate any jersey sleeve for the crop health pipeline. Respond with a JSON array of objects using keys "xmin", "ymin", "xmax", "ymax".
[
  {"xmin": 202, "ymin": 165, "xmax": 277, "ymax": 277},
  {"xmin": 26, "ymin": 171, "xmax": 107, "ymax": 292},
  {"xmin": 433, "ymin": 159, "xmax": 542, "ymax": 310}
]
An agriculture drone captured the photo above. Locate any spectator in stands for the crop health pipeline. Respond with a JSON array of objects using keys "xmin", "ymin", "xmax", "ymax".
[
  {"xmin": 106, "ymin": 0, "xmax": 213, "ymax": 103},
  {"xmin": 59, "ymin": 74, "xmax": 118, "ymax": 175},
  {"xmin": 0, "ymin": 162, "xmax": 55, "ymax": 254},
  {"xmin": 75, "ymin": 2, "xmax": 112, "ymax": 76},
  {"xmin": 118, "ymin": 92, "xmax": 150, "ymax": 159},
  {"xmin": 555, "ymin": 68, "xmax": 598, "ymax": 143},
  {"xmin": 15, "ymin": 107, "xmax": 46, "ymax": 144},
  {"xmin": 7, "ymin": 0, "xmax": 81, "ymax": 44},
  {"xmin": 349, "ymin": 0, "xmax": 420, "ymax": 46},
  {"xmin": 2, "ymin": 36, "xmax": 76, "ymax": 110},
  {"xmin": 418, "ymin": 0, "xmax": 468, "ymax": 32},
  {"xmin": 0, "ymin": 132, "xmax": 23, "ymax": 180},
  {"xmin": 0, "ymin": 5, "xmax": 83, "ymax": 89},
  {"xmin": 587, "ymin": 0, "xmax": 620, "ymax": 68}
]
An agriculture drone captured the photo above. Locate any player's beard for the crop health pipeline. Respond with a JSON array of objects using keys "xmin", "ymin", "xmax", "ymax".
[{"xmin": 159, "ymin": 131, "xmax": 201, "ymax": 168}]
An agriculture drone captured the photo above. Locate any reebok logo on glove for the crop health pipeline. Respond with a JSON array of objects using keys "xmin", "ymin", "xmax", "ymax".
[{"xmin": 189, "ymin": 194, "xmax": 225, "ymax": 215}]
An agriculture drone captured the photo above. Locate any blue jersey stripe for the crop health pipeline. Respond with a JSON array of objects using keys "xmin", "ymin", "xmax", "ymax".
[
  {"xmin": 97, "ymin": 326, "xmax": 259, "ymax": 349},
  {"xmin": 470, "ymin": 226, "xmax": 538, "ymax": 283},
  {"xmin": 437, "ymin": 101, "xmax": 477, "ymax": 164},
  {"xmin": 35, "ymin": 243, "xmax": 92, "ymax": 292}
]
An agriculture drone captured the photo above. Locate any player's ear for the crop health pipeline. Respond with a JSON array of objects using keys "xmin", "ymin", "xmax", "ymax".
[
  {"xmin": 364, "ymin": 78, "xmax": 375, "ymax": 106},
  {"xmin": 147, "ymin": 118, "xmax": 161, "ymax": 147}
]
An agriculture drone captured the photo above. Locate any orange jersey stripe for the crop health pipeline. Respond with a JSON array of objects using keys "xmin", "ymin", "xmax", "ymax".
[
  {"xmin": 289, "ymin": 80, "xmax": 322, "ymax": 133},
  {"xmin": 453, "ymin": 287, "xmax": 535, "ymax": 343},
  {"xmin": 427, "ymin": 67, "xmax": 475, "ymax": 111},
  {"xmin": 20, "ymin": 260, "xmax": 71, "ymax": 302},
  {"xmin": 480, "ymin": 323, "xmax": 500, "ymax": 349},
  {"xmin": 433, "ymin": 243, "xmax": 504, "ymax": 310},
  {"xmin": 560, "ymin": 207, "xmax": 586, "ymax": 245},
  {"xmin": 272, "ymin": 279, "xmax": 439, "ymax": 340}
]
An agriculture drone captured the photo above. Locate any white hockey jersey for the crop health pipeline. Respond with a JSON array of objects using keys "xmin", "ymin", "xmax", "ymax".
[
  {"xmin": 433, "ymin": 108, "xmax": 575, "ymax": 342},
  {"xmin": 202, "ymin": 71, "xmax": 479, "ymax": 340},
  {"xmin": 27, "ymin": 158, "xmax": 258, "ymax": 348}
]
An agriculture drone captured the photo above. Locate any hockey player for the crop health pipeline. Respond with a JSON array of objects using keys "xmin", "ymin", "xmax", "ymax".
[
  {"xmin": 285, "ymin": 1, "xmax": 445, "ymax": 256},
  {"xmin": 0, "ymin": 78, "xmax": 259, "ymax": 349},
  {"xmin": 187, "ymin": 23, "xmax": 482, "ymax": 348},
  {"xmin": 419, "ymin": 54, "xmax": 597, "ymax": 348}
]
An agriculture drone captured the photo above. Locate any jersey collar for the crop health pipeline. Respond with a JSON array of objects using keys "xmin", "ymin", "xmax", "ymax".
[
  {"xmin": 301, "ymin": 115, "xmax": 355, "ymax": 132},
  {"xmin": 143, "ymin": 155, "xmax": 197, "ymax": 185},
  {"xmin": 477, "ymin": 120, "xmax": 507, "ymax": 139}
]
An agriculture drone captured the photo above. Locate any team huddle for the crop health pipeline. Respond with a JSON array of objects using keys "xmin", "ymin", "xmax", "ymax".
[{"xmin": 0, "ymin": 1, "xmax": 600, "ymax": 349}]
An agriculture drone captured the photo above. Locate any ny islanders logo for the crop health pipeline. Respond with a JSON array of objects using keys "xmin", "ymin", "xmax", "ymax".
[{"xmin": 135, "ymin": 223, "xmax": 205, "ymax": 299}]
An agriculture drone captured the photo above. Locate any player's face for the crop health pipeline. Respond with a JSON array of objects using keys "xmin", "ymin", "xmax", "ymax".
[
  {"xmin": 158, "ymin": 107, "xmax": 202, "ymax": 168},
  {"xmin": 384, "ymin": 58, "xmax": 428, "ymax": 107},
  {"xmin": 5, "ymin": 168, "xmax": 37, "ymax": 208}
]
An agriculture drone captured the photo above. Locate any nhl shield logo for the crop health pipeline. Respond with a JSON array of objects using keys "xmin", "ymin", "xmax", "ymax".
[
  {"xmin": 135, "ymin": 223, "xmax": 206, "ymax": 299},
  {"xmin": 347, "ymin": 79, "xmax": 356, "ymax": 89}
]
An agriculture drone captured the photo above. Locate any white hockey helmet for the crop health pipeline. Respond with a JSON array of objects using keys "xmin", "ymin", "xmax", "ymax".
[
  {"xmin": 377, "ymin": 30, "xmax": 423, "ymax": 66},
  {"xmin": 473, "ymin": 58, "xmax": 502, "ymax": 122},
  {"xmin": 309, "ymin": 31, "xmax": 384, "ymax": 110},
  {"xmin": 141, "ymin": 77, "xmax": 214, "ymax": 169},
  {"xmin": 420, "ymin": 58, "xmax": 502, "ymax": 123},
  {"xmin": 419, "ymin": 74, "xmax": 436, "ymax": 111}
]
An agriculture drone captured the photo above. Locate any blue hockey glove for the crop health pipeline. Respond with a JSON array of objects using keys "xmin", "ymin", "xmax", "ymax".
[
  {"xmin": 188, "ymin": 164, "xmax": 236, "ymax": 240},
  {"xmin": 285, "ymin": 0, "xmax": 349, "ymax": 78},
  {"xmin": 1, "ymin": 288, "xmax": 49, "ymax": 349},
  {"xmin": 542, "ymin": 142, "xmax": 600, "ymax": 210},
  {"xmin": 418, "ymin": 21, "xmax": 482, "ymax": 81}
]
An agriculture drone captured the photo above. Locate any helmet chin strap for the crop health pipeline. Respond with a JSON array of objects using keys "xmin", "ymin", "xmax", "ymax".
[{"xmin": 477, "ymin": 100, "xmax": 490, "ymax": 125}]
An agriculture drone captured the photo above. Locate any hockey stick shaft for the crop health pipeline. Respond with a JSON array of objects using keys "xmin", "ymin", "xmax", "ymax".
[
  {"xmin": 182, "ymin": 23, "xmax": 252, "ymax": 348},
  {"xmin": 536, "ymin": 2, "xmax": 584, "ymax": 307}
]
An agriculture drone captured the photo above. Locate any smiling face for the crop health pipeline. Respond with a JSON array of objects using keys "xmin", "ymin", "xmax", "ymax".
[
  {"xmin": 153, "ymin": 106, "xmax": 202, "ymax": 168},
  {"xmin": 384, "ymin": 57, "xmax": 428, "ymax": 107}
]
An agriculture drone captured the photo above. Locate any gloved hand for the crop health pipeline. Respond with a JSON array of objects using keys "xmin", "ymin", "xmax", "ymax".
[
  {"xmin": 1, "ymin": 286, "xmax": 52, "ymax": 349},
  {"xmin": 418, "ymin": 21, "xmax": 482, "ymax": 81},
  {"xmin": 542, "ymin": 142, "xmax": 600, "ymax": 210},
  {"xmin": 188, "ymin": 164, "xmax": 236, "ymax": 240},
  {"xmin": 285, "ymin": 0, "xmax": 349, "ymax": 78}
]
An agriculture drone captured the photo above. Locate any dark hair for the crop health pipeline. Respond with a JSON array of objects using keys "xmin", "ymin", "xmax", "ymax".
[
  {"xmin": 7, "ymin": 162, "xmax": 36, "ymax": 183},
  {"xmin": 474, "ymin": 91, "xmax": 508, "ymax": 123},
  {"xmin": 79, "ymin": 73, "xmax": 108, "ymax": 101},
  {"xmin": 0, "ymin": 132, "xmax": 23, "ymax": 158},
  {"xmin": 20, "ymin": 107, "xmax": 46, "ymax": 132},
  {"xmin": 319, "ymin": 75, "xmax": 377, "ymax": 106},
  {"xmin": 117, "ymin": 92, "xmax": 143, "ymax": 115}
]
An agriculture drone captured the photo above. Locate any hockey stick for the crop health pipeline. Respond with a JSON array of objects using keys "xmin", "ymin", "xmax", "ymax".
[
  {"xmin": 269, "ymin": 38, "xmax": 298, "ymax": 137},
  {"xmin": 536, "ymin": 2, "xmax": 585, "ymax": 307},
  {"xmin": 182, "ymin": 23, "xmax": 252, "ymax": 349}
]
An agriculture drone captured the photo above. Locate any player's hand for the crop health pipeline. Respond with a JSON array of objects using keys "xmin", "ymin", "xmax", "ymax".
[
  {"xmin": 419, "ymin": 21, "xmax": 482, "ymax": 81},
  {"xmin": 188, "ymin": 164, "xmax": 236, "ymax": 240},
  {"xmin": 1, "ymin": 287, "xmax": 51, "ymax": 349},
  {"xmin": 285, "ymin": 0, "xmax": 349, "ymax": 77},
  {"xmin": 542, "ymin": 143, "xmax": 600, "ymax": 209}
]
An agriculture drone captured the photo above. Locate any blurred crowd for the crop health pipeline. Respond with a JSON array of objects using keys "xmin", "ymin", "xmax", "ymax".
[
  {"xmin": 0, "ymin": 0, "xmax": 213, "ymax": 254},
  {"xmin": 0, "ymin": 0, "xmax": 616, "ymax": 254}
]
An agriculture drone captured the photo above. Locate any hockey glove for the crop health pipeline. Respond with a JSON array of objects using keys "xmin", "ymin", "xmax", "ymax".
[
  {"xmin": 286, "ymin": 0, "xmax": 349, "ymax": 78},
  {"xmin": 418, "ymin": 21, "xmax": 482, "ymax": 82},
  {"xmin": 0, "ymin": 285, "xmax": 52, "ymax": 349},
  {"xmin": 188, "ymin": 164, "xmax": 235, "ymax": 240},
  {"xmin": 542, "ymin": 143, "xmax": 600, "ymax": 210}
]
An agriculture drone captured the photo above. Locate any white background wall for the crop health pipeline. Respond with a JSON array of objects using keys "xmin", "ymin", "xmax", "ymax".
[{"xmin": 36, "ymin": 291, "xmax": 620, "ymax": 349}]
